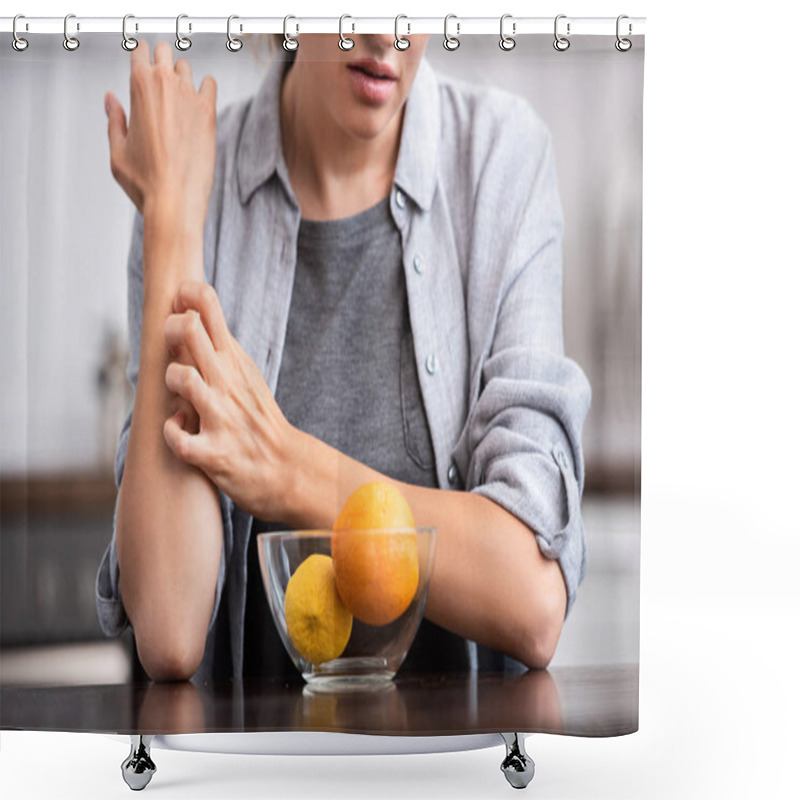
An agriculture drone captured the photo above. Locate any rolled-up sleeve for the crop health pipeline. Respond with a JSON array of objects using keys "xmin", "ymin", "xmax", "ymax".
[
  {"xmin": 95, "ymin": 212, "xmax": 227, "ymax": 638},
  {"xmin": 457, "ymin": 100, "xmax": 591, "ymax": 616},
  {"xmin": 467, "ymin": 348, "xmax": 591, "ymax": 615}
]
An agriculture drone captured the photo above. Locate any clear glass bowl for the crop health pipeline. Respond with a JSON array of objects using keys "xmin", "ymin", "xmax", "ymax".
[{"xmin": 257, "ymin": 527, "xmax": 436, "ymax": 691}]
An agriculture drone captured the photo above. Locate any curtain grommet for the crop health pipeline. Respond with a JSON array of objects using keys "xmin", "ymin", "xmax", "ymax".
[
  {"xmin": 443, "ymin": 14, "xmax": 460, "ymax": 51},
  {"xmin": 226, "ymin": 15, "xmax": 243, "ymax": 52},
  {"xmin": 499, "ymin": 14, "xmax": 516, "ymax": 51},
  {"xmin": 63, "ymin": 13, "xmax": 80, "ymax": 51},
  {"xmin": 12, "ymin": 14, "xmax": 29, "ymax": 52},
  {"xmin": 338, "ymin": 14, "xmax": 355, "ymax": 51},
  {"xmin": 122, "ymin": 14, "xmax": 138, "ymax": 51},
  {"xmin": 394, "ymin": 14, "xmax": 411, "ymax": 51},
  {"xmin": 175, "ymin": 13, "xmax": 192, "ymax": 51},
  {"xmin": 554, "ymin": 14, "xmax": 570, "ymax": 51},
  {"xmin": 615, "ymin": 15, "xmax": 632, "ymax": 51},
  {"xmin": 283, "ymin": 15, "xmax": 299, "ymax": 52}
]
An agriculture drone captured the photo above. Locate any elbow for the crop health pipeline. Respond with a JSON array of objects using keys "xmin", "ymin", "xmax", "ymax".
[
  {"xmin": 134, "ymin": 627, "xmax": 205, "ymax": 683},
  {"xmin": 119, "ymin": 580, "xmax": 206, "ymax": 682},
  {"xmin": 520, "ymin": 627, "xmax": 559, "ymax": 670},
  {"xmin": 517, "ymin": 585, "xmax": 565, "ymax": 670}
]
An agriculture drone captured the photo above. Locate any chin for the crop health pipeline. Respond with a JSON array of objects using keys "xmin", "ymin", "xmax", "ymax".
[{"xmin": 345, "ymin": 109, "xmax": 397, "ymax": 142}]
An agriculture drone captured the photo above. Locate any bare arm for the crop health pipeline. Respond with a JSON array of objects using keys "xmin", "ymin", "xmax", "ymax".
[
  {"xmin": 161, "ymin": 283, "xmax": 567, "ymax": 671},
  {"xmin": 105, "ymin": 40, "xmax": 220, "ymax": 681},
  {"xmin": 285, "ymin": 433, "xmax": 567, "ymax": 669},
  {"xmin": 116, "ymin": 210, "xmax": 222, "ymax": 681}
]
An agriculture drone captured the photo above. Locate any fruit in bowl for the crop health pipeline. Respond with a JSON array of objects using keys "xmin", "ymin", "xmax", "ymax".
[
  {"xmin": 284, "ymin": 554, "xmax": 353, "ymax": 665},
  {"xmin": 258, "ymin": 482, "xmax": 436, "ymax": 690},
  {"xmin": 332, "ymin": 481, "xmax": 420, "ymax": 626}
]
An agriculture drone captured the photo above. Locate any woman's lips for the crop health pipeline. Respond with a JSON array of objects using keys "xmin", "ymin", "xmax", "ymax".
[{"xmin": 346, "ymin": 61, "xmax": 398, "ymax": 105}]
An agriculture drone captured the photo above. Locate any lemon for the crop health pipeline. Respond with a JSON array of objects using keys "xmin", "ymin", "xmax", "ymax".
[{"xmin": 285, "ymin": 554, "xmax": 353, "ymax": 665}]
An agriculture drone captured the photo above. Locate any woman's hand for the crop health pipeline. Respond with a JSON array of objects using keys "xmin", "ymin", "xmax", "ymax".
[
  {"xmin": 162, "ymin": 281, "xmax": 298, "ymax": 521},
  {"xmin": 104, "ymin": 39, "xmax": 217, "ymax": 230}
]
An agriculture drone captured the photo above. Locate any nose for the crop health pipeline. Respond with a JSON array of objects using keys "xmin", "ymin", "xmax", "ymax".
[{"xmin": 360, "ymin": 33, "xmax": 396, "ymax": 55}]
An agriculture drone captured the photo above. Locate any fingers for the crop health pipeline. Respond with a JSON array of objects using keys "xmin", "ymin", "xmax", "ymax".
[
  {"xmin": 104, "ymin": 92, "xmax": 127, "ymax": 157},
  {"xmin": 174, "ymin": 58, "xmax": 193, "ymax": 84},
  {"xmin": 129, "ymin": 37, "xmax": 203, "ymax": 95},
  {"xmin": 153, "ymin": 40, "xmax": 173, "ymax": 67},
  {"xmin": 130, "ymin": 37, "xmax": 150, "ymax": 71},
  {"xmin": 165, "ymin": 362, "xmax": 214, "ymax": 418},
  {"xmin": 104, "ymin": 92, "xmax": 138, "ymax": 205},
  {"xmin": 198, "ymin": 75, "xmax": 218, "ymax": 107},
  {"xmin": 163, "ymin": 410, "xmax": 210, "ymax": 469},
  {"xmin": 173, "ymin": 282, "xmax": 229, "ymax": 350},
  {"xmin": 165, "ymin": 310, "xmax": 217, "ymax": 379}
]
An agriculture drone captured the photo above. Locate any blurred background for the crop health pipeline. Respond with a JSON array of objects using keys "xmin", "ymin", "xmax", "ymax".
[{"xmin": 0, "ymin": 34, "xmax": 641, "ymax": 685}]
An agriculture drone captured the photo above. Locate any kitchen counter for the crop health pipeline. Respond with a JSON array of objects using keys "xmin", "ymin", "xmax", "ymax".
[{"xmin": 0, "ymin": 664, "xmax": 637, "ymax": 738}]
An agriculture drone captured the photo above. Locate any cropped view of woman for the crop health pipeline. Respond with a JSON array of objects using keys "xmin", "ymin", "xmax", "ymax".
[{"xmin": 95, "ymin": 33, "xmax": 591, "ymax": 683}]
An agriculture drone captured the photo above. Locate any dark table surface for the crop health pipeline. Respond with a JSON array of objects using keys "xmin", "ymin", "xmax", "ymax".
[{"xmin": 0, "ymin": 664, "xmax": 637, "ymax": 738}]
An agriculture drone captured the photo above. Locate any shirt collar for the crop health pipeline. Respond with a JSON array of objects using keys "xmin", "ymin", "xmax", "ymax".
[
  {"xmin": 236, "ymin": 55, "xmax": 441, "ymax": 211},
  {"xmin": 392, "ymin": 57, "xmax": 440, "ymax": 212},
  {"xmin": 236, "ymin": 55, "xmax": 294, "ymax": 206}
]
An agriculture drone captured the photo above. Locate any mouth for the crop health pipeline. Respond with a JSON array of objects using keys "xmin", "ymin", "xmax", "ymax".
[{"xmin": 347, "ymin": 60, "xmax": 398, "ymax": 82}]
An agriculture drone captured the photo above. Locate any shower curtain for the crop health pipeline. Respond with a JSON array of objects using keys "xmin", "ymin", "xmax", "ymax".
[{"xmin": 0, "ymin": 23, "xmax": 643, "ymax": 748}]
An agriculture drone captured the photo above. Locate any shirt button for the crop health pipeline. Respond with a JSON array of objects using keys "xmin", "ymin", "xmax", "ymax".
[
  {"xmin": 425, "ymin": 354, "xmax": 438, "ymax": 375},
  {"xmin": 447, "ymin": 464, "xmax": 459, "ymax": 486},
  {"xmin": 413, "ymin": 254, "xmax": 424, "ymax": 274},
  {"xmin": 395, "ymin": 189, "xmax": 407, "ymax": 209}
]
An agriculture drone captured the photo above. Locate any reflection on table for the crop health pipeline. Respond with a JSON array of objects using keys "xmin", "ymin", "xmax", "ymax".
[{"xmin": 0, "ymin": 665, "xmax": 637, "ymax": 738}]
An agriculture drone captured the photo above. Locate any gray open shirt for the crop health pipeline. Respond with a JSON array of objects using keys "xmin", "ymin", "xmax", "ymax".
[{"xmin": 95, "ymin": 55, "xmax": 592, "ymax": 682}]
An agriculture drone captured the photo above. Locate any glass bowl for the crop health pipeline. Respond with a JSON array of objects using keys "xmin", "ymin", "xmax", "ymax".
[{"xmin": 257, "ymin": 527, "xmax": 436, "ymax": 691}]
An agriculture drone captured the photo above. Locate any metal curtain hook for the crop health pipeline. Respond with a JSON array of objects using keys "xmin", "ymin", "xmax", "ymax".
[
  {"xmin": 616, "ymin": 14, "xmax": 632, "ymax": 51},
  {"xmin": 226, "ymin": 15, "xmax": 243, "ymax": 52},
  {"xmin": 283, "ymin": 15, "xmax": 299, "ymax": 51},
  {"xmin": 554, "ymin": 14, "xmax": 570, "ymax": 51},
  {"xmin": 339, "ymin": 14, "xmax": 354, "ymax": 51},
  {"xmin": 122, "ymin": 14, "xmax": 138, "ymax": 51},
  {"xmin": 499, "ymin": 14, "xmax": 516, "ymax": 51},
  {"xmin": 12, "ymin": 14, "xmax": 29, "ymax": 52},
  {"xmin": 63, "ymin": 13, "xmax": 79, "ymax": 51},
  {"xmin": 443, "ymin": 14, "xmax": 460, "ymax": 51},
  {"xmin": 175, "ymin": 14, "xmax": 192, "ymax": 51},
  {"xmin": 394, "ymin": 15, "xmax": 411, "ymax": 51}
]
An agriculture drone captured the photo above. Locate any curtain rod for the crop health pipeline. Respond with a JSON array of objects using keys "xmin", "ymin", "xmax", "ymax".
[{"xmin": 0, "ymin": 15, "xmax": 646, "ymax": 37}]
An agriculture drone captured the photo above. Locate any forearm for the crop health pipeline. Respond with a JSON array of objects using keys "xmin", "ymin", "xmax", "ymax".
[
  {"xmin": 399, "ymin": 487, "xmax": 565, "ymax": 668},
  {"xmin": 116, "ymin": 207, "xmax": 222, "ymax": 682},
  {"xmin": 285, "ymin": 431, "xmax": 566, "ymax": 669}
]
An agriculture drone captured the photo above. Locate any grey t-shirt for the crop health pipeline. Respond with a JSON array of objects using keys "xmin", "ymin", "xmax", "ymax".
[
  {"xmin": 275, "ymin": 196, "xmax": 437, "ymax": 483},
  {"xmin": 244, "ymin": 197, "xmax": 507, "ymax": 677}
]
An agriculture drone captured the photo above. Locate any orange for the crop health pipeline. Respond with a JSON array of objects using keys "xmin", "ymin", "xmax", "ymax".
[
  {"xmin": 332, "ymin": 482, "xmax": 419, "ymax": 626},
  {"xmin": 284, "ymin": 554, "xmax": 353, "ymax": 665}
]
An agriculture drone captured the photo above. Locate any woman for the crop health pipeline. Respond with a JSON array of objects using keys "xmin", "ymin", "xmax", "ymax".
[{"xmin": 96, "ymin": 34, "xmax": 591, "ymax": 683}]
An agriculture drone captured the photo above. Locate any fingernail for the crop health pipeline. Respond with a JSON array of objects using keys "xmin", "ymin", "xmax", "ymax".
[{"xmin": 104, "ymin": 94, "xmax": 111, "ymax": 116}]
